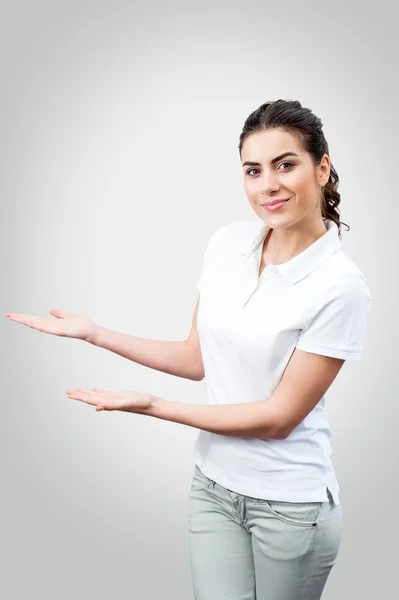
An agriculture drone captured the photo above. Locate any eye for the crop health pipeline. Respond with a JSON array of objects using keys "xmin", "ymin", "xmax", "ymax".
[
  {"xmin": 278, "ymin": 161, "xmax": 294, "ymax": 170},
  {"xmin": 246, "ymin": 162, "xmax": 294, "ymax": 177}
]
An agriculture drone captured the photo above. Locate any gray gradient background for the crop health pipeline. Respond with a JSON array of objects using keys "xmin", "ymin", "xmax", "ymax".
[{"xmin": 0, "ymin": 1, "xmax": 396, "ymax": 598}]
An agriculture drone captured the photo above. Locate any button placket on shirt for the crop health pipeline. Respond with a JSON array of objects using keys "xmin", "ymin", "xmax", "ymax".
[
  {"xmin": 242, "ymin": 264, "xmax": 279, "ymax": 308},
  {"xmin": 240, "ymin": 231, "xmax": 281, "ymax": 307}
]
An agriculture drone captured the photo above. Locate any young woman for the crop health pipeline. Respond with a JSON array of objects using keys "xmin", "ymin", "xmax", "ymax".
[{"xmin": 5, "ymin": 99, "xmax": 371, "ymax": 600}]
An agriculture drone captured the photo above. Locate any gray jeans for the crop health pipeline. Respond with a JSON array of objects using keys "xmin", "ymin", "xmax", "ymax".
[{"xmin": 188, "ymin": 464, "xmax": 342, "ymax": 600}]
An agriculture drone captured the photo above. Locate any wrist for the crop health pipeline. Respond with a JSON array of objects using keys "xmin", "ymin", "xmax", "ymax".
[
  {"xmin": 86, "ymin": 324, "xmax": 101, "ymax": 345},
  {"xmin": 147, "ymin": 394, "xmax": 167, "ymax": 418}
]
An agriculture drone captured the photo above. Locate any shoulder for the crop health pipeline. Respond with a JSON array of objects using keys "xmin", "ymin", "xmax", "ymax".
[
  {"xmin": 330, "ymin": 272, "xmax": 371, "ymax": 303},
  {"xmin": 313, "ymin": 249, "xmax": 372, "ymax": 301},
  {"xmin": 309, "ymin": 270, "xmax": 372, "ymax": 323}
]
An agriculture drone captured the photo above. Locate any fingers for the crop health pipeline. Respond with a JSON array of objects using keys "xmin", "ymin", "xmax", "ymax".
[
  {"xmin": 5, "ymin": 314, "xmax": 33, "ymax": 327},
  {"xmin": 67, "ymin": 388, "xmax": 144, "ymax": 413},
  {"xmin": 68, "ymin": 388, "xmax": 109, "ymax": 393},
  {"xmin": 5, "ymin": 310, "xmax": 69, "ymax": 323},
  {"xmin": 49, "ymin": 309, "xmax": 71, "ymax": 319},
  {"xmin": 6, "ymin": 315, "xmax": 45, "ymax": 331},
  {"xmin": 5, "ymin": 313, "xmax": 40, "ymax": 327},
  {"xmin": 5, "ymin": 313, "xmax": 60, "ymax": 334},
  {"xmin": 66, "ymin": 388, "xmax": 118, "ymax": 412},
  {"xmin": 66, "ymin": 389, "xmax": 99, "ymax": 406},
  {"xmin": 5, "ymin": 313, "xmax": 31, "ymax": 322}
]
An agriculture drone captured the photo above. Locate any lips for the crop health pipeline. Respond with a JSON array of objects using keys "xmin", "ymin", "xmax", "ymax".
[{"xmin": 262, "ymin": 199, "xmax": 289, "ymax": 207}]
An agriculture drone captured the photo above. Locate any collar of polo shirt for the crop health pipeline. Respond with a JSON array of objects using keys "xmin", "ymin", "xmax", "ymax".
[{"xmin": 240, "ymin": 218, "xmax": 342, "ymax": 286}]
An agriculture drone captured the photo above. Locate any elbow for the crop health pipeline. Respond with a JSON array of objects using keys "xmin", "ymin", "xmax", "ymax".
[
  {"xmin": 184, "ymin": 341, "xmax": 205, "ymax": 381},
  {"xmin": 259, "ymin": 421, "xmax": 289, "ymax": 441},
  {"xmin": 274, "ymin": 427, "xmax": 290, "ymax": 440},
  {"xmin": 187, "ymin": 364, "xmax": 205, "ymax": 381},
  {"xmin": 267, "ymin": 401, "xmax": 294, "ymax": 440},
  {"xmin": 271, "ymin": 416, "xmax": 292, "ymax": 440},
  {"xmin": 183, "ymin": 369, "xmax": 204, "ymax": 382},
  {"xmin": 275, "ymin": 422, "xmax": 293, "ymax": 439},
  {"xmin": 192, "ymin": 361, "xmax": 205, "ymax": 382}
]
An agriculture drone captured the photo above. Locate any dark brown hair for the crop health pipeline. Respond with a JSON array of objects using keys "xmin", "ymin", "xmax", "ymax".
[{"xmin": 238, "ymin": 99, "xmax": 350, "ymax": 238}]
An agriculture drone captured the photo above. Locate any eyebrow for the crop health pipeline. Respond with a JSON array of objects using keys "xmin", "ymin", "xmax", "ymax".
[{"xmin": 242, "ymin": 152, "xmax": 299, "ymax": 168}]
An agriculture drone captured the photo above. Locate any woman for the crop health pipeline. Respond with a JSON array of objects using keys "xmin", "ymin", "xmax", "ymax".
[{"xmin": 5, "ymin": 99, "xmax": 372, "ymax": 599}]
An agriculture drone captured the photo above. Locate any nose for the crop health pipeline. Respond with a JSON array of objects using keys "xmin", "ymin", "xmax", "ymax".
[{"xmin": 260, "ymin": 171, "xmax": 280, "ymax": 195}]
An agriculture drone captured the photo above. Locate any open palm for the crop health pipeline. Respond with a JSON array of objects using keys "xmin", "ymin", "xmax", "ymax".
[
  {"xmin": 5, "ymin": 309, "xmax": 96, "ymax": 342},
  {"xmin": 66, "ymin": 388, "xmax": 154, "ymax": 412}
]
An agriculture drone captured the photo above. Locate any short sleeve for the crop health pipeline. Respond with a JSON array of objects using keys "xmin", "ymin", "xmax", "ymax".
[{"xmin": 295, "ymin": 274, "xmax": 372, "ymax": 360}]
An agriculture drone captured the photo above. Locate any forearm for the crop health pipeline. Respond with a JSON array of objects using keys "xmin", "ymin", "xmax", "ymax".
[
  {"xmin": 146, "ymin": 396, "xmax": 283, "ymax": 440},
  {"xmin": 90, "ymin": 327, "xmax": 202, "ymax": 381}
]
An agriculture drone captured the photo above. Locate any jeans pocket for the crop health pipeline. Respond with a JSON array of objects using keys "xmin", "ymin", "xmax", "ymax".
[
  {"xmin": 260, "ymin": 499, "xmax": 322, "ymax": 528},
  {"xmin": 190, "ymin": 465, "xmax": 215, "ymax": 493}
]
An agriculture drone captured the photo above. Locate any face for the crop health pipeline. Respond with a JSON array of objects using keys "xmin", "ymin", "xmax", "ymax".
[{"xmin": 240, "ymin": 128, "xmax": 330, "ymax": 229}]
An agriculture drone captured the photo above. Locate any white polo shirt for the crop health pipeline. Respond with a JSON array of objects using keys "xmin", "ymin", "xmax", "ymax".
[{"xmin": 193, "ymin": 218, "xmax": 372, "ymax": 506}]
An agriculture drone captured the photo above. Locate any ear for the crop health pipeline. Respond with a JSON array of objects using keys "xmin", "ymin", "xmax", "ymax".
[{"xmin": 318, "ymin": 154, "xmax": 330, "ymax": 187}]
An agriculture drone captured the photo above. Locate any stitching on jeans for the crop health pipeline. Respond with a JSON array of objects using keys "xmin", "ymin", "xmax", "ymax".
[
  {"xmin": 299, "ymin": 527, "xmax": 319, "ymax": 600},
  {"xmin": 298, "ymin": 503, "xmax": 325, "ymax": 600},
  {"xmin": 252, "ymin": 498, "xmax": 322, "ymax": 528}
]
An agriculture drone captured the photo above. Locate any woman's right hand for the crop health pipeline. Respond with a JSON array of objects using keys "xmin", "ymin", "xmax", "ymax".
[{"xmin": 4, "ymin": 309, "xmax": 97, "ymax": 343}]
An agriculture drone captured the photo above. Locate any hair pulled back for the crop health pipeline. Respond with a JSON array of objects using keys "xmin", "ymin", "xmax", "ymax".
[{"xmin": 238, "ymin": 99, "xmax": 349, "ymax": 238}]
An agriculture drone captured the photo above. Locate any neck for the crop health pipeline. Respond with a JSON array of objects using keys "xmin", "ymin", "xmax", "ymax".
[{"xmin": 263, "ymin": 216, "xmax": 328, "ymax": 265}]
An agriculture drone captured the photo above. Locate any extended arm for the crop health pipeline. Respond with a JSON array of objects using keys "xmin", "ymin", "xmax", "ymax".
[
  {"xmin": 144, "ymin": 347, "xmax": 345, "ymax": 439},
  {"xmin": 148, "ymin": 394, "xmax": 282, "ymax": 439},
  {"xmin": 90, "ymin": 297, "xmax": 204, "ymax": 381}
]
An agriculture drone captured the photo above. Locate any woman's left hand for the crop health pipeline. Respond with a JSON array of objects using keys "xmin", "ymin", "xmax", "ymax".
[{"xmin": 66, "ymin": 388, "xmax": 154, "ymax": 413}]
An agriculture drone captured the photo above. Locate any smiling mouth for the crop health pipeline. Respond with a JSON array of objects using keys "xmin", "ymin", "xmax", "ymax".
[{"xmin": 261, "ymin": 198, "xmax": 290, "ymax": 207}]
